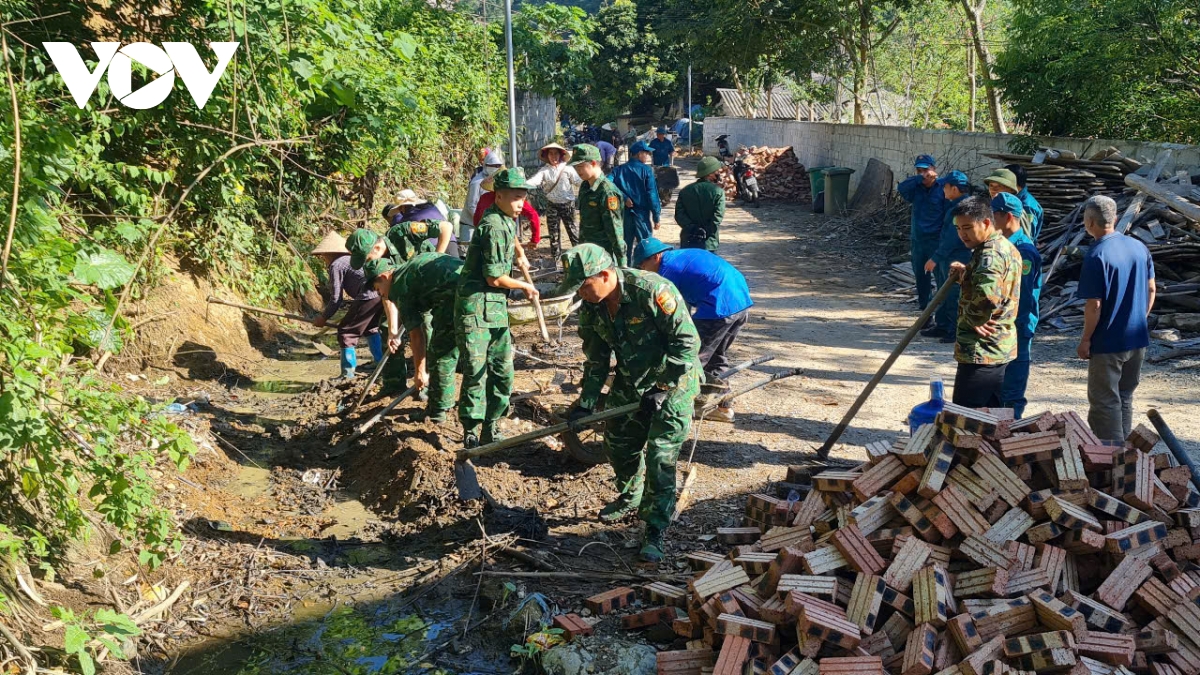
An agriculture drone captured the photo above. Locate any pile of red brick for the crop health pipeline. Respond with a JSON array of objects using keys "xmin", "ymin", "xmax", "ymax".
[{"xmin": 550, "ymin": 403, "xmax": 1200, "ymax": 675}]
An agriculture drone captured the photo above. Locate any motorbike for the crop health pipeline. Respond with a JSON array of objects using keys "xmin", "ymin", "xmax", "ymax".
[
  {"xmin": 730, "ymin": 152, "xmax": 760, "ymax": 206},
  {"xmin": 716, "ymin": 134, "xmax": 734, "ymax": 161}
]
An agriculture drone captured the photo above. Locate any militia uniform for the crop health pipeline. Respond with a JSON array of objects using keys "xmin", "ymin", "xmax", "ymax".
[
  {"xmin": 455, "ymin": 168, "xmax": 526, "ymax": 444},
  {"xmin": 994, "ymin": 194, "xmax": 1043, "ymax": 418},
  {"xmin": 571, "ymin": 144, "xmax": 627, "ymax": 264},
  {"xmin": 953, "ymin": 231, "xmax": 1021, "ymax": 408},
  {"xmin": 897, "ymin": 154, "xmax": 948, "ymax": 311},
  {"xmin": 364, "ymin": 253, "xmax": 464, "ymax": 421},
  {"xmin": 674, "ymin": 157, "xmax": 727, "ymax": 251},
  {"xmin": 347, "ymin": 227, "xmax": 418, "ymax": 395},
  {"xmin": 560, "ymin": 244, "xmax": 701, "ymax": 562}
]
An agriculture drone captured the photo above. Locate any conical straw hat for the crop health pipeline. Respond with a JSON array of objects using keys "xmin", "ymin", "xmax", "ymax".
[{"xmin": 311, "ymin": 231, "xmax": 348, "ymax": 254}]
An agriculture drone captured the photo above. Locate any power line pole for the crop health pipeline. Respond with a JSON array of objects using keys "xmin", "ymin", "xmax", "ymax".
[
  {"xmin": 504, "ymin": 0, "xmax": 519, "ymax": 168},
  {"xmin": 687, "ymin": 65, "xmax": 693, "ymax": 153}
]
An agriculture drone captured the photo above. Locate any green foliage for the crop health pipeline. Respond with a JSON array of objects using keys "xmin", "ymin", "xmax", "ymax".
[
  {"xmin": 0, "ymin": 0, "xmax": 506, "ymax": 597},
  {"xmin": 513, "ymin": 2, "xmax": 598, "ymax": 110},
  {"xmin": 52, "ymin": 605, "xmax": 142, "ymax": 674},
  {"xmin": 580, "ymin": 0, "xmax": 677, "ymax": 122},
  {"xmin": 996, "ymin": 0, "xmax": 1200, "ymax": 143}
]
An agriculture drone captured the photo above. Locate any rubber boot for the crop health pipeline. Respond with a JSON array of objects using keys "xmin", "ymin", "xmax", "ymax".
[
  {"xmin": 366, "ymin": 333, "xmax": 384, "ymax": 363},
  {"xmin": 640, "ymin": 527, "xmax": 665, "ymax": 563},
  {"xmin": 339, "ymin": 347, "xmax": 357, "ymax": 380}
]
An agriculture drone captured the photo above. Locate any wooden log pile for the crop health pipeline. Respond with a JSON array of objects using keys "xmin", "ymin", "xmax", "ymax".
[
  {"xmin": 551, "ymin": 405, "xmax": 1200, "ymax": 675},
  {"xmin": 714, "ymin": 146, "xmax": 812, "ymax": 203}
]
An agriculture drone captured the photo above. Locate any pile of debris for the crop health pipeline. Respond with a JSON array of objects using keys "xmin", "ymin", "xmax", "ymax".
[
  {"xmin": 984, "ymin": 149, "xmax": 1139, "ymax": 228},
  {"xmin": 547, "ymin": 404, "xmax": 1200, "ymax": 675},
  {"xmin": 715, "ymin": 146, "xmax": 812, "ymax": 203}
]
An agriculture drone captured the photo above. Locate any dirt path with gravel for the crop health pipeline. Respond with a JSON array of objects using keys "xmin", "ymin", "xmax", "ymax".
[{"xmin": 662, "ymin": 159, "xmax": 1200, "ymax": 514}]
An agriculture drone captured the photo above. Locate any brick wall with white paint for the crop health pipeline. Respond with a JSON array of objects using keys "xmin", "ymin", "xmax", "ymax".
[{"xmin": 703, "ymin": 118, "xmax": 1200, "ymax": 194}]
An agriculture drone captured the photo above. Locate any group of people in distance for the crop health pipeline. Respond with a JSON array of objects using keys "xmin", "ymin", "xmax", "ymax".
[{"xmin": 899, "ymin": 154, "xmax": 1155, "ymax": 441}]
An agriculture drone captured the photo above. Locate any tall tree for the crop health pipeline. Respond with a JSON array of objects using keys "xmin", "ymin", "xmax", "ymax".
[
  {"xmin": 956, "ymin": 0, "xmax": 1007, "ymax": 132},
  {"xmin": 511, "ymin": 2, "xmax": 597, "ymax": 118},
  {"xmin": 996, "ymin": 0, "xmax": 1200, "ymax": 143},
  {"xmin": 828, "ymin": 0, "xmax": 914, "ymax": 124},
  {"xmin": 582, "ymin": 0, "xmax": 676, "ymax": 122}
]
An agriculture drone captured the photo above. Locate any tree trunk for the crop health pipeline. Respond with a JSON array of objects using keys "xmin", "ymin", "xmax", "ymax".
[
  {"xmin": 854, "ymin": 2, "xmax": 869, "ymax": 124},
  {"xmin": 960, "ymin": 0, "xmax": 1007, "ymax": 134},
  {"xmin": 967, "ymin": 37, "xmax": 976, "ymax": 132}
]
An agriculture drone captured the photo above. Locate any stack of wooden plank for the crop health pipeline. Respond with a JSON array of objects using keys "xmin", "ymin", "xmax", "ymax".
[
  {"xmin": 983, "ymin": 150, "xmax": 1138, "ymax": 230},
  {"xmin": 558, "ymin": 405, "xmax": 1200, "ymax": 675}
]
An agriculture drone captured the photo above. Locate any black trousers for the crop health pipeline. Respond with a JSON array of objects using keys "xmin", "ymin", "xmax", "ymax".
[
  {"xmin": 695, "ymin": 309, "xmax": 749, "ymax": 377},
  {"xmin": 336, "ymin": 296, "xmax": 383, "ymax": 348},
  {"xmin": 953, "ymin": 362, "xmax": 1008, "ymax": 408}
]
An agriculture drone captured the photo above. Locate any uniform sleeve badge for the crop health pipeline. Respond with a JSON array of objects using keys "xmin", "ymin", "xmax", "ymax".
[
  {"xmin": 411, "ymin": 221, "xmax": 428, "ymax": 236},
  {"xmin": 1022, "ymin": 260, "xmax": 1032, "ymax": 276},
  {"xmin": 655, "ymin": 289, "xmax": 677, "ymax": 315},
  {"xmin": 606, "ymin": 195, "xmax": 619, "ymax": 212}
]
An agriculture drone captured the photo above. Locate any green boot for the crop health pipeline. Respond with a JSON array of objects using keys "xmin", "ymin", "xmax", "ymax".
[
  {"xmin": 640, "ymin": 527, "xmax": 665, "ymax": 563},
  {"xmin": 462, "ymin": 430, "xmax": 480, "ymax": 450},
  {"xmin": 599, "ymin": 496, "xmax": 638, "ymax": 523},
  {"xmin": 481, "ymin": 422, "xmax": 505, "ymax": 445}
]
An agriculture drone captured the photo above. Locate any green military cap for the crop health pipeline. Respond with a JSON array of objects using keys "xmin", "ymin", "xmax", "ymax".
[
  {"xmin": 983, "ymin": 168, "xmax": 1020, "ymax": 192},
  {"xmin": 569, "ymin": 144, "xmax": 602, "ymax": 165},
  {"xmin": 559, "ymin": 244, "xmax": 614, "ymax": 288},
  {"xmin": 347, "ymin": 228, "xmax": 382, "ymax": 270},
  {"xmin": 362, "ymin": 257, "xmax": 398, "ymax": 285},
  {"xmin": 491, "ymin": 167, "xmax": 529, "ymax": 191},
  {"xmin": 696, "ymin": 156, "xmax": 723, "ymax": 180}
]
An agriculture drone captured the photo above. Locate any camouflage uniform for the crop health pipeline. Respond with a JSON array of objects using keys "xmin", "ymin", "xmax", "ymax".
[
  {"xmin": 572, "ymin": 144, "xmax": 627, "ymax": 264},
  {"xmin": 347, "ymin": 229, "xmax": 413, "ymax": 391},
  {"xmin": 387, "ymin": 253, "xmax": 463, "ymax": 417},
  {"xmin": 956, "ymin": 232, "xmax": 1021, "ymax": 365},
  {"xmin": 385, "ymin": 217, "xmax": 437, "ymax": 262},
  {"xmin": 455, "ymin": 184, "xmax": 522, "ymax": 440},
  {"xmin": 563, "ymin": 245, "xmax": 702, "ymax": 534}
]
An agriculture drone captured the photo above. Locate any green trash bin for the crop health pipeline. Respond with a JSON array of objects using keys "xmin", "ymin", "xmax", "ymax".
[
  {"xmin": 823, "ymin": 167, "xmax": 856, "ymax": 214},
  {"xmin": 806, "ymin": 163, "xmax": 835, "ymax": 210}
]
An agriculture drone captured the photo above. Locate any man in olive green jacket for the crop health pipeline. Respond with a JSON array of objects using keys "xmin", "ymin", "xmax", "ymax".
[{"xmin": 675, "ymin": 157, "xmax": 727, "ymax": 252}]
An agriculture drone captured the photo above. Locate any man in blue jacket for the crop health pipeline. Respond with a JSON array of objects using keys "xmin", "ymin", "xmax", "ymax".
[
  {"xmin": 897, "ymin": 154, "xmax": 947, "ymax": 319},
  {"xmin": 1005, "ymin": 164, "xmax": 1045, "ymax": 241},
  {"xmin": 993, "ymin": 193, "xmax": 1042, "ymax": 418},
  {"xmin": 633, "ymin": 238, "xmax": 753, "ymax": 423},
  {"xmin": 610, "ymin": 141, "xmax": 662, "ymax": 266},
  {"xmin": 649, "ymin": 128, "xmax": 675, "ymax": 167},
  {"xmin": 921, "ymin": 171, "xmax": 971, "ymax": 341}
]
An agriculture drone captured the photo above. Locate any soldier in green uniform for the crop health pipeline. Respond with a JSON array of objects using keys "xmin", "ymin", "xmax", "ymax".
[
  {"xmin": 455, "ymin": 168, "xmax": 540, "ymax": 447},
  {"xmin": 674, "ymin": 156, "xmax": 727, "ymax": 251},
  {"xmin": 344, "ymin": 228, "xmax": 417, "ymax": 395},
  {"xmin": 559, "ymin": 244, "xmax": 701, "ymax": 562},
  {"xmin": 363, "ymin": 252, "xmax": 464, "ymax": 422},
  {"xmin": 947, "ymin": 195, "xmax": 1021, "ymax": 408},
  {"xmin": 571, "ymin": 144, "xmax": 627, "ymax": 264},
  {"xmin": 381, "ymin": 192, "xmax": 455, "ymax": 260}
]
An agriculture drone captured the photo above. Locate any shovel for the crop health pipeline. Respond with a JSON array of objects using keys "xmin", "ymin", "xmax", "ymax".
[
  {"xmin": 351, "ymin": 350, "xmax": 390, "ymax": 411},
  {"xmin": 454, "ymin": 402, "xmax": 643, "ymax": 501},
  {"xmin": 330, "ymin": 385, "xmax": 417, "ymax": 457},
  {"xmin": 206, "ymin": 296, "xmax": 338, "ymax": 357},
  {"xmin": 519, "ymin": 261, "xmax": 551, "ymax": 343}
]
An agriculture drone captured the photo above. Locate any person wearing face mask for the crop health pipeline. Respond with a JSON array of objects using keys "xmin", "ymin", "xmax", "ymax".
[{"xmin": 464, "ymin": 148, "xmax": 505, "ymax": 234}]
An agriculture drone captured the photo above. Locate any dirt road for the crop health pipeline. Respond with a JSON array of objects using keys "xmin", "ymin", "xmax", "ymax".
[{"xmin": 658, "ymin": 159, "xmax": 1200, "ymax": 514}]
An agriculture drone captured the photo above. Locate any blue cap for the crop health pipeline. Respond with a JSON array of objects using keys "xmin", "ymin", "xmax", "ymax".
[
  {"xmin": 633, "ymin": 238, "xmax": 674, "ymax": 266},
  {"xmin": 937, "ymin": 170, "xmax": 969, "ymax": 188},
  {"xmin": 656, "ymin": 127, "xmax": 668, "ymax": 134},
  {"xmin": 629, "ymin": 140, "xmax": 652, "ymax": 155},
  {"xmin": 914, "ymin": 154, "xmax": 935, "ymax": 169},
  {"xmin": 991, "ymin": 192, "xmax": 1024, "ymax": 217}
]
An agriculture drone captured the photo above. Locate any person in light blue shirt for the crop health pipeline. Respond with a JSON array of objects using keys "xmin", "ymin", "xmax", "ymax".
[
  {"xmin": 633, "ymin": 238, "xmax": 752, "ymax": 422},
  {"xmin": 897, "ymin": 154, "xmax": 947, "ymax": 316},
  {"xmin": 649, "ymin": 128, "xmax": 675, "ymax": 167},
  {"xmin": 1076, "ymin": 195, "xmax": 1156, "ymax": 441},
  {"xmin": 993, "ymin": 193, "xmax": 1042, "ymax": 418},
  {"xmin": 1005, "ymin": 164, "xmax": 1045, "ymax": 241},
  {"xmin": 921, "ymin": 170, "xmax": 971, "ymax": 341}
]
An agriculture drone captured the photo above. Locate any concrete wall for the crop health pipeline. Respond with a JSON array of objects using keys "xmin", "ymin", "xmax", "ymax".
[
  {"xmin": 702, "ymin": 117, "xmax": 1200, "ymax": 193},
  {"xmin": 512, "ymin": 91, "xmax": 558, "ymax": 171}
]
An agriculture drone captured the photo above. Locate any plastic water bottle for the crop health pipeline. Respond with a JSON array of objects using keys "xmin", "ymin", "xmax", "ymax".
[{"xmin": 908, "ymin": 376, "xmax": 945, "ymax": 434}]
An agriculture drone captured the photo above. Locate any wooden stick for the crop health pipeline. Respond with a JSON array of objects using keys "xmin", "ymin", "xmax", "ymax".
[
  {"xmin": 352, "ymin": 350, "xmax": 390, "ymax": 410},
  {"xmin": 339, "ymin": 385, "xmax": 418, "ymax": 451},
  {"xmin": 206, "ymin": 295, "xmax": 314, "ymax": 323},
  {"xmin": 457, "ymin": 402, "xmax": 643, "ymax": 461},
  {"xmin": 132, "ymin": 580, "xmax": 190, "ymax": 624},
  {"xmin": 519, "ymin": 262, "xmax": 551, "ymax": 343},
  {"xmin": 817, "ymin": 276, "xmax": 957, "ymax": 458}
]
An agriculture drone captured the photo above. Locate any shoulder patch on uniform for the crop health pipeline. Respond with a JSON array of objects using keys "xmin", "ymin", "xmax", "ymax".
[
  {"xmin": 606, "ymin": 195, "xmax": 619, "ymax": 212},
  {"xmin": 1022, "ymin": 259, "xmax": 1032, "ymax": 276},
  {"xmin": 410, "ymin": 221, "xmax": 428, "ymax": 236},
  {"xmin": 655, "ymin": 289, "xmax": 677, "ymax": 315}
]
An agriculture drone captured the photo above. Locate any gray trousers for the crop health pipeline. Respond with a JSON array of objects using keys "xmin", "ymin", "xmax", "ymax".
[{"xmin": 1087, "ymin": 348, "xmax": 1145, "ymax": 442}]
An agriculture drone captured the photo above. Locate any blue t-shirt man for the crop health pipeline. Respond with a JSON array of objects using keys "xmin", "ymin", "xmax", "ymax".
[
  {"xmin": 649, "ymin": 131, "xmax": 675, "ymax": 167},
  {"xmin": 1077, "ymin": 232, "xmax": 1154, "ymax": 354},
  {"xmin": 655, "ymin": 248, "xmax": 752, "ymax": 320}
]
